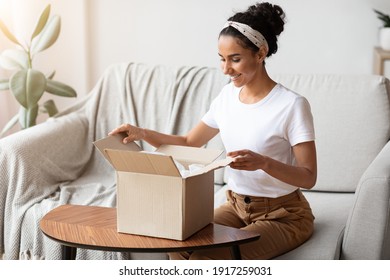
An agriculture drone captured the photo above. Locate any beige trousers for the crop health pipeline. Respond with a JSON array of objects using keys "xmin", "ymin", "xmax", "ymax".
[{"xmin": 169, "ymin": 189, "xmax": 314, "ymax": 260}]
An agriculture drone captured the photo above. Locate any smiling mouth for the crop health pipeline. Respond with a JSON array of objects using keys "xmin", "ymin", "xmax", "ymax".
[{"xmin": 230, "ymin": 74, "xmax": 241, "ymax": 81}]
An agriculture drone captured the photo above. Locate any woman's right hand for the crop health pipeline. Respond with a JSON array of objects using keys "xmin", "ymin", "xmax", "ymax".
[{"xmin": 108, "ymin": 123, "xmax": 146, "ymax": 144}]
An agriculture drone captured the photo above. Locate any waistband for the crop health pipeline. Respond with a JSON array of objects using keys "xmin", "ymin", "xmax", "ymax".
[{"xmin": 231, "ymin": 189, "xmax": 302, "ymax": 206}]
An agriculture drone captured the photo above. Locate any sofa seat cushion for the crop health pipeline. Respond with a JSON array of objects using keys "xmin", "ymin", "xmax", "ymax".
[
  {"xmin": 274, "ymin": 191, "xmax": 355, "ymax": 259},
  {"xmin": 214, "ymin": 186, "xmax": 355, "ymax": 259}
]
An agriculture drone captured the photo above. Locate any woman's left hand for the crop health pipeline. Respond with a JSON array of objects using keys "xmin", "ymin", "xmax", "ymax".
[{"xmin": 227, "ymin": 149, "xmax": 266, "ymax": 171}]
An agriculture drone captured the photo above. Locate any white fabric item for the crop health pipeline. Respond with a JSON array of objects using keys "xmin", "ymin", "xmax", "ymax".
[
  {"xmin": 341, "ymin": 141, "xmax": 390, "ymax": 259},
  {"xmin": 1, "ymin": 61, "xmax": 389, "ymax": 260},
  {"xmin": 202, "ymin": 82, "xmax": 315, "ymax": 197},
  {"xmin": 275, "ymin": 190, "xmax": 355, "ymax": 259},
  {"xmin": 273, "ymin": 74, "xmax": 390, "ymax": 192},
  {"xmin": 0, "ymin": 62, "xmax": 230, "ymax": 260},
  {"xmin": 223, "ymin": 21, "xmax": 269, "ymax": 52},
  {"xmin": 217, "ymin": 75, "xmax": 390, "ymax": 193}
]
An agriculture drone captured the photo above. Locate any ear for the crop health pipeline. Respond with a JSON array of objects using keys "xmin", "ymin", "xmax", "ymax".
[{"xmin": 257, "ymin": 45, "xmax": 268, "ymax": 62}]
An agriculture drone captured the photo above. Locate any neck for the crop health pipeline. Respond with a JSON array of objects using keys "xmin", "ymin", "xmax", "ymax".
[{"xmin": 240, "ymin": 68, "xmax": 276, "ymax": 104}]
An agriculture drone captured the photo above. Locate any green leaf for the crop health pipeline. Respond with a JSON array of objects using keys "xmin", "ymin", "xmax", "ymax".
[
  {"xmin": 9, "ymin": 69, "xmax": 47, "ymax": 109},
  {"xmin": 19, "ymin": 104, "xmax": 38, "ymax": 129},
  {"xmin": 0, "ymin": 19, "xmax": 20, "ymax": 45},
  {"xmin": 0, "ymin": 113, "xmax": 19, "ymax": 137},
  {"xmin": 47, "ymin": 70, "xmax": 56, "ymax": 80},
  {"xmin": 0, "ymin": 49, "xmax": 29, "ymax": 70},
  {"xmin": 46, "ymin": 79, "xmax": 77, "ymax": 97},
  {"xmin": 374, "ymin": 9, "xmax": 390, "ymax": 27},
  {"xmin": 42, "ymin": 99, "xmax": 58, "ymax": 117},
  {"xmin": 31, "ymin": 15, "xmax": 61, "ymax": 55},
  {"xmin": 31, "ymin": 4, "xmax": 51, "ymax": 40},
  {"xmin": 0, "ymin": 79, "xmax": 9, "ymax": 90}
]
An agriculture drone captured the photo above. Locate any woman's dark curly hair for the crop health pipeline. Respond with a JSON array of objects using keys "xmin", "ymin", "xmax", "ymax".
[{"xmin": 220, "ymin": 2, "xmax": 286, "ymax": 57}]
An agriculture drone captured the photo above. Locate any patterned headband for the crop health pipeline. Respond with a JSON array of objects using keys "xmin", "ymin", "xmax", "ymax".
[{"xmin": 223, "ymin": 21, "xmax": 269, "ymax": 53}]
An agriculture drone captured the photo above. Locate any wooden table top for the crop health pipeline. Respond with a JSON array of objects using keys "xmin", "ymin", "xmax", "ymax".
[{"xmin": 40, "ymin": 204, "xmax": 260, "ymax": 253}]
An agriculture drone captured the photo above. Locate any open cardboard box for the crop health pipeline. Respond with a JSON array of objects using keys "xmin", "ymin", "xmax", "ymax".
[{"xmin": 94, "ymin": 134, "xmax": 232, "ymax": 240}]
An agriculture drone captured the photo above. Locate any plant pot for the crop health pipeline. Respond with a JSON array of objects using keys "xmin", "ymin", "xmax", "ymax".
[{"xmin": 379, "ymin": 27, "xmax": 390, "ymax": 51}]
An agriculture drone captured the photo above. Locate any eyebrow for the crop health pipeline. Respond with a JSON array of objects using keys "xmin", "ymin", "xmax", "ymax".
[{"xmin": 218, "ymin": 53, "xmax": 241, "ymax": 58}]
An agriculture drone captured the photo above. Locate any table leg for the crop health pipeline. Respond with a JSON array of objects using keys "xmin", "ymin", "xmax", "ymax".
[
  {"xmin": 230, "ymin": 245, "xmax": 242, "ymax": 260},
  {"xmin": 62, "ymin": 245, "xmax": 77, "ymax": 260}
]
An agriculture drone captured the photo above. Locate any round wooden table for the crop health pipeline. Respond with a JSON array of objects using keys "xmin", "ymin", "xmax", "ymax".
[{"xmin": 40, "ymin": 204, "xmax": 260, "ymax": 260}]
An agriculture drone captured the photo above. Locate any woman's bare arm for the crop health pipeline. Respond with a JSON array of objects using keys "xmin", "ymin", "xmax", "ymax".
[
  {"xmin": 109, "ymin": 121, "xmax": 219, "ymax": 148},
  {"xmin": 228, "ymin": 141, "xmax": 317, "ymax": 189}
]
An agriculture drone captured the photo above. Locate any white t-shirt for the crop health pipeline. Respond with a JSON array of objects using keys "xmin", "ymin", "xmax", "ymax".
[{"xmin": 202, "ymin": 83, "xmax": 315, "ymax": 198}]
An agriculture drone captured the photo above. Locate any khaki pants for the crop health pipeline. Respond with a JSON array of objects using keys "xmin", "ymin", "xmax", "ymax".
[{"xmin": 169, "ymin": 189, "xmax": 314, "ymax": 260}]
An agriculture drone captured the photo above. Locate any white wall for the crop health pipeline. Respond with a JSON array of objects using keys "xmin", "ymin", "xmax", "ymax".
[
  {"xmin": 87, "ymin": 0, "xmax": 390, "ymax": 84},
  {"xmin": 0, "ymin": 0, "xmax": 88, "ymax": 135},
  {"xmin": 1, "ymin": 0, "xmax": 390, "ymax": 136}
]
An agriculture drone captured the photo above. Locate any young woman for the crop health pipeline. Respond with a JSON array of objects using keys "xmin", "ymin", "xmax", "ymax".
[{"xmin": 109, "ymin": 2, "xmax": 316, "ymax": 260}]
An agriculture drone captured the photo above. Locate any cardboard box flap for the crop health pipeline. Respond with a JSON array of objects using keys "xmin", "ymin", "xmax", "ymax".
[
  {"xmin": 104, "ymin": 149, "xmax": 181, "ymax": 177},
  {"xmin": 156, "ymin": 144, "xmax": 223, "ymax": 165},
  {"xmin": 93, "ymin": 134, "xmax": 142, "ymax": 164}
]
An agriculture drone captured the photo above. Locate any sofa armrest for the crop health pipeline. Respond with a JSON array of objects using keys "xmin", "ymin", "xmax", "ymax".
[
  {"xmin": 341, "ymin": 140, "xmax": 390, "ymax": 259},
  {"xmin": 0, "ymin": 113, "xmax": 90, "ymax": 206}
]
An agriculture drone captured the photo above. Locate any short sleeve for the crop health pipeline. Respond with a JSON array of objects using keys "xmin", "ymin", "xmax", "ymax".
[
  {"xmin": 201, "ymin": 96, "xmax": 220, "ymax": 129},
  {"xmin": 286, "ymin": 96, "xmax": 315, "ymax": 146}
]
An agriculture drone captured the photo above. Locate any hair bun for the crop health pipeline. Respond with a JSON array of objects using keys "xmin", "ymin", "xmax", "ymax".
[
  {"xmin": 248, "ymin": 2, "xmax": 285, "ymax": 36},
  {"xmin": 222, "ymin": 1, "xmax": 286, "ymax": 57}
]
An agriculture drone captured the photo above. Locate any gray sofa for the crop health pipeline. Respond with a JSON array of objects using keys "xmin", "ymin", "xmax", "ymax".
[{"xmin": 0, "ymin": 62, "xmax": 389, "ymax": 260}]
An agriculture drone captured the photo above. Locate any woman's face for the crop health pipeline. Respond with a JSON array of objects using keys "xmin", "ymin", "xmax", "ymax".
[{"xmin": 218, "ymin": 35, "xmax": 262, "ymax": 88}]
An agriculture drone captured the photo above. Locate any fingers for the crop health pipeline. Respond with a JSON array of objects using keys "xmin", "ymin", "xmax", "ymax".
[
  {"xmin": 227, "ymin": 150, "xmax": 249, "ymax": 170},
  {"xmin": 227, "ymin": 149, "xmax": 251, "ymax": 159},
  {"xmin": 108, "ymin": 123, "xmax": 131, "ymax": 135},
  {"xmin": 227, "ymin": 149, "xmax": 261, "ymax": 171},
  {"xmin": 122, "ymin": 136, "xmax": 132, "ymax": 144},
  {"xmin": 108, "ymin": 124, "xmax": 142, "ymax": 144},
  {"xmin": 123, "ymin": 130, "xmax": 141, "ymax": 144},
  {"xmin": 229, "ymin": 161, "xmax": 245, "ymax": 168}
]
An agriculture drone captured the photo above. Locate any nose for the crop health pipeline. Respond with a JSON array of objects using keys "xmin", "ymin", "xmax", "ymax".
[{"xmin": 221, "ymin": 61, "xmax": 231, "ymax": 75}]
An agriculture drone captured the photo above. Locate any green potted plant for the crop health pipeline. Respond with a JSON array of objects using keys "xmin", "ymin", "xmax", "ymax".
[
  {"xmin": 0, "ymin": 4, "xmax": 77, "ymax": 137},
  {"xmin": 374, "ymin": 9, "xmax": 390, "ymax": 50}
]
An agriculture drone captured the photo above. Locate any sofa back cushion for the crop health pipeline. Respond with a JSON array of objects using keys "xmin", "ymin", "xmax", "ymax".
[
  {"xmin": 122, "ymin": 64, "xmax": 390, "ymax": 193},
  {"xmin": 274, "ymin": 74, "xmax": 390, "ymax": 192}
]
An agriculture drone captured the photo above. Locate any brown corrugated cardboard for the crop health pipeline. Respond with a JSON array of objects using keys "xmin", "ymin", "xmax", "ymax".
[
  {"xmin": 93, "ymin": 133, "xmax": 142, "ymax": 164},
  {"xmin": 93, "ymin": 135, "xmax": 232, "ymax": 240}
]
